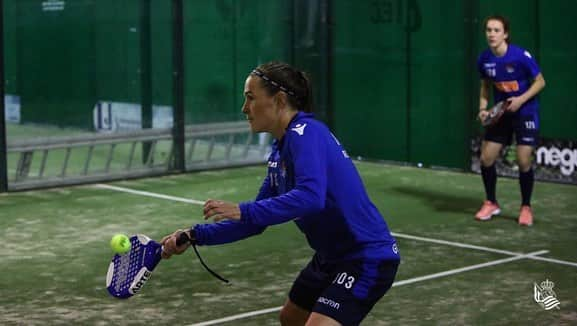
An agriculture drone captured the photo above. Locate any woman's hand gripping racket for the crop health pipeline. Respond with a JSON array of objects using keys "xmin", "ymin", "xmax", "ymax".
[
  {"xmin": 481, "ymin": 101, "xmax": 508, "ymax": 127},
  {"xmin": 106, "ymin": 233, "xmax": 190, "ymax": 299}
]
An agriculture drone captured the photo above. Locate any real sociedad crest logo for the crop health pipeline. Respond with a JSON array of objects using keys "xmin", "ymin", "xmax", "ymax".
[{"xmin": 533, "ymin": 279, "xmax": 561, "ymax": 310}]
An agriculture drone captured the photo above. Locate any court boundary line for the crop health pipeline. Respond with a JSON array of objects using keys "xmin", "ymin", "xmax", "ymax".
[
  {"xmin": 392, "ymin": 232, "xmax": 577, "ymax": 268},
  {"xmin": 188, "ymin": 250, "xmax": 548, "ymax": 326},
  {"xmin": 94, "ymin": 184, "xmax": 577, "ymax": 268},
  {"xmin": 93, "ymin": 184, "xmax": 577, "ymax": 324},
  {"xmin": 94, "ymin": 184, "xmax": 205, "ymax": 205}
]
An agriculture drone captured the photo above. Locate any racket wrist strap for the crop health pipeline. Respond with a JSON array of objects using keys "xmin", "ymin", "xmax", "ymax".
[
  {"xmin": 182, "ymin": 229, "xmax": 230, "ymax": 284},
  {"xmin": 191, "ymin": 244, "xmax": 230, "ymax": 284}
]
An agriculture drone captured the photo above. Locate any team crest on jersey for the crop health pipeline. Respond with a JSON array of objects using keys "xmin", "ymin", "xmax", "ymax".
[
  {"xmin": 291, "ymin": 123, "xmax": 307, "ymax": 136},
  {"xmin": 506, "ymin": 64, "xmax": 515, "ymax": 73}
]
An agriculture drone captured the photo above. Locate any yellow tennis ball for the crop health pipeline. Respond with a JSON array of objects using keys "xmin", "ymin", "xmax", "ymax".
[{"xmin": 110, "ymin": 234, "xmax": 131, "ymax": 254}]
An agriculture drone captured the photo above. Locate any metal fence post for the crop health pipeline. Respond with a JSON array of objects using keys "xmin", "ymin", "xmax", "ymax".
[
  {"xmin": 140, "ymin": 0, "xmax": 153, "ymax": 164},
  {"xmin": 0, "ymin": 0, "xmax": 8, "ymax": 192},
  {"xmin": 172, "ymin": 0, "xmax": 185, "ymax": 172}
]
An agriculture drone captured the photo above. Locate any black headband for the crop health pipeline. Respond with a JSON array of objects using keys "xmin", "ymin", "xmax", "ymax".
[{"xmin": 251, "ymin": 69, "xmax": 297, "ymax": 98}]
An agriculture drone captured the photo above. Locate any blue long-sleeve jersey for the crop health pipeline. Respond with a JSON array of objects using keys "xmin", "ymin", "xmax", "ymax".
[{"xmin": 193, "ymin": 112, "xmax": 399, "ymax": 262}]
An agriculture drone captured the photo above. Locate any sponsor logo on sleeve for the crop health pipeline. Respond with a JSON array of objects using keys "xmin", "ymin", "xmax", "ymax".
[{"xmin": 291, "ymin": 123, "xmax": 307, "ymax": 136}]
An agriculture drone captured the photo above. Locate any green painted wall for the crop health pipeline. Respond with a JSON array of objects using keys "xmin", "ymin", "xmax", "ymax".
[
  {"xmin": 409, "ymin": 0, "xmax": 469, "ymax": 168},
  {"xmin": 16, "ymin": 0, "xmax": 97, "ymax": 128},
  {"xmin": 184, "ymin": 0, "xmax": 292, "ymax": 123},
  {"xmin": 333, "ymin": 0, "xmax": 577, "ymax": 169},
  {"xmin": 4, "ymin": 0, "xmax": 293, "ymax": 127},
  {"xmin": 333, "ymin": 0, "xmax": 470, "ymax": 168},
  {"xmin": 537, "ymin": 1, "xmax": 577, "ymax": 140},
  {"xmin": 333, "ymin": 0, "xmax": 409, "ymax": 162},
  {"xmin": 4, "ymin": 0, "xmax": 577, "ymax": 170}
]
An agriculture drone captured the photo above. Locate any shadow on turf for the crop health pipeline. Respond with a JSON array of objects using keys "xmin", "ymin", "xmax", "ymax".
[{"xmin": 390, "ymin": 186, "xmax": 518, "ymax": 221}]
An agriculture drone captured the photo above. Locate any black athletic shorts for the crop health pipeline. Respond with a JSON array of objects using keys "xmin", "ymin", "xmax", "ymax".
[
  {"xmin": 289, "ymin": 253, "xmax": 400, "ymax": 326},
  {"xmin": 484, "ymin": 112, "xmax": 539, "ymax": 146}
]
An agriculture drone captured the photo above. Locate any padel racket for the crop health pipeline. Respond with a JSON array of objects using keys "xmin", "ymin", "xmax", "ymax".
[
  {"xmin": 482, "ymin": 101, "xmax": 507, "ymax": 127},
  {"xmin": 106, "ymin": 233, "xmax": 188, "ymax": 299}
]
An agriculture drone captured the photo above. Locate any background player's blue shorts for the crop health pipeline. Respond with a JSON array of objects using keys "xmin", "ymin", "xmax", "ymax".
[
  {"xmin": 289, "ymin": 253, "xmax": 400, "ymax": 325},
  {"xmin": 484, "ymin": 111, "xmax": 539, "ymax": 146}
]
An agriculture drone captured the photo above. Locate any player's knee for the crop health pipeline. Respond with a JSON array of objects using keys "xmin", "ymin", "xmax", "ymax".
[
  {"xmin": 516, "ymin": 155, "xmax": 533, "ymax": 171},
  {"xmin": 480, "ymin": 154, "xmax": 495, "ymax": 167},
  {"xmin": 279, "ymin": 306, "xmax": 292, "ymax": 326},
  {"xmin": 517, "ymin": 159, "xmax": 532, "ymax": 172},
  {"xmin": 279, "ymin": 305, "xmax": 307, "ymax": 326}
]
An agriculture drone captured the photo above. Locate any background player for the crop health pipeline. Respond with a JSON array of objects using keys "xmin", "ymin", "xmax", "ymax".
[{"xmin": 475, "ymin": 15, "xmax": 546, "ymax": 226}]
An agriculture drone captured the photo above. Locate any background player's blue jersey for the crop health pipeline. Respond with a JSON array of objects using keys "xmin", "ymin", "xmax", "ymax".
[
  {"xmin": 193, "ymin": 112, "xmax": 399, "ymax": 262},
  {"xmin": 477, "ymin": 44, "xmax": 541, "ymax": 115}
]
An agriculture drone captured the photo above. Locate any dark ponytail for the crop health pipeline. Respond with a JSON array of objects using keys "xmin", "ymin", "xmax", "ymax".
[{"xmin": 251, "ymin": 62, "xmax": 313, "ymax": 113}]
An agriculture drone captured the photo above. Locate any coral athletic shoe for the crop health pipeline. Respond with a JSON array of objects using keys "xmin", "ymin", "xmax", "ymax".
[
  {"xmin": 475, "ymin": 200, "xmax": 501, "ymax": 221},
  {"xmin": 518, "ymin": 205, "xmax": 534, "ymax": 226}
]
